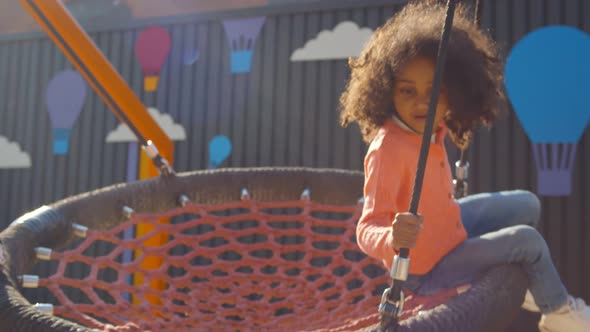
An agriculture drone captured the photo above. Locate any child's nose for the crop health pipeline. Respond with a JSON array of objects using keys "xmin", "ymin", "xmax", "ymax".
[{"xmin": 416, "ymin": 98, "xmax": 429, "ymax": 111}]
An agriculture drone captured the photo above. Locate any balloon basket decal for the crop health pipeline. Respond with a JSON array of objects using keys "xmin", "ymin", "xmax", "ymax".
[
  {"xmin": 533, "ymin": 143, "xmax": 577, "ymax": 196},
  {"xmin": 230, "ymin": 50, "xmax": 254, "ymax": 73},
  {"xmin": 143, "ymin": 76, "xmax": 159, "ymax": 92},
  {"xmin": 52, "ymin": 128, "xmax": 72, "ymax": 155},
  {"xmin": 222, "ymin": 17, "xmax": 265, "ymax": 74}
]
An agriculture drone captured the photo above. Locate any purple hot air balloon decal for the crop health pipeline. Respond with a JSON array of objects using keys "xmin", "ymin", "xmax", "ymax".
[
  {"xmin": 45, "ymin": 70, "xmax": 87, "ymax": 155},
  {"xmin": 222, "ymin": 17, "xmax": 266, "ymax": 73}
]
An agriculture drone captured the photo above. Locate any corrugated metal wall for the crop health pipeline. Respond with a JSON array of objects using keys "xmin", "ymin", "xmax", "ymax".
[{"xmin": 0, "ymin": 0, "xmax": 589, "ymax": 320}]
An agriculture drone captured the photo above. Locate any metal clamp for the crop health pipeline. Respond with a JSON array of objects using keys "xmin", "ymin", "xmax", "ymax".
[
  {"xmin": 142, "ymin": 140, "xmax": 159, "ymax": 159},
  {"xmin": 142, "ymin": 140, "xmax": 175, "ymax": 176},
  {"xmin": 390, "ymin": 255, "xmax": 410, "ymax": 281},
  {"xmin": 378, "ymin": 287, "xmax": 405, "ymax": 317},
  {"xmin": 454, "ymin": 160, "xmax": 470, "ymax": 180},
  {"xmin": 453, "ymin": 179, "xmax": 469, "ymax": 198},
  {"xmin": 453, "ymin": 160, "xmax": 470, "ymax": 198}
]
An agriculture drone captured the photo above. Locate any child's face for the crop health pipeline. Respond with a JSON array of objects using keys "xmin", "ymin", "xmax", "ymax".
[{"xmin": 392, "ymin": 56, "xmax": 449, "ymax": 134}]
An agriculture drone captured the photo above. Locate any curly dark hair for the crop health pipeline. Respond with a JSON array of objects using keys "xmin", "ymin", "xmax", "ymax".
[{"xmin": 339, "ymin": 0, "xmax": 506, "ymax": 146}]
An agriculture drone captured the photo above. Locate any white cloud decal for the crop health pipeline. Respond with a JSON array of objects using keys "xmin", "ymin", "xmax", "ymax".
[
  {"xmin": 290, "ymin": 21, "xmax": 373, "ymax": 61},
  {"xmin": 0, "ymin": 136, "xmax": 31, "ymax": 168},
  {"xmin": 106, "ymin": 107, "xmax": 186, "ymax": 143}
]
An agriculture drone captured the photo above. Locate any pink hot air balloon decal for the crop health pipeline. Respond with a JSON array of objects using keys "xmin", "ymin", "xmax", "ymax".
[
  {"xmin": 45, "ymin": 69, "xmax": 87, "ymax": 155},
  {"xmin": 135, "ymin": 26, "xmax": 171, "ymax": 92},
  {"xmin": 222, "ymin": 17, "xmax": 266, "ymax": 73}
]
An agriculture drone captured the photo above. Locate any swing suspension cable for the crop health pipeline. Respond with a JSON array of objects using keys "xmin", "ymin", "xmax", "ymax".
[
  {"xmin": 379, "ymin": 0, "xmax": 459, "ymax": 331},
  {"xmin": 454, "ymin": 0, "xmax": 483, "ymax": 198}
]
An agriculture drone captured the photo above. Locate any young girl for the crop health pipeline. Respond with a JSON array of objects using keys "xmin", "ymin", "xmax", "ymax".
[{"xmin": 339, "ymin": 1, "xmax": 590, "ymax": 331}]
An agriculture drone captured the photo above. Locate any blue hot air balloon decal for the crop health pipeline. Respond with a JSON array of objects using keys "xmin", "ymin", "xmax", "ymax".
[
  {"xmin": 45, "ymin": 70, "xmax": 87, "ymax": 155},
  {"xmin": 505, "ymin": 26, "xmax": 590, "ymax": 196},
  {"xmin": 208, "ymin": 135, "xmax": 232, "ymax": 169},
  {"xmin": 222, "ymin": 17, "xmax": 266, "ymax": 73}
]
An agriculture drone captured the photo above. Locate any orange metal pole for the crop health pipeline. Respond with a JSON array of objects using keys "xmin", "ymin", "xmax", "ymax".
[{"xmin": 20, "ymin": 0, "xmax": 171, "ymax": 299}]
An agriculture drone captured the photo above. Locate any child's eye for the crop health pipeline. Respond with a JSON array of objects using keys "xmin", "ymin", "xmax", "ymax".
[{"xmin": 399, "ymin": 87, "xmax": 415, "ymax": 96}]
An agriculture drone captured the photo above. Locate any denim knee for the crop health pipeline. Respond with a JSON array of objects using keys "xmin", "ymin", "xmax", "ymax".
[
  {"xmin": 509, "ymin": 225, "xmax": 549, "ymax": 262},
  {"xmin": 514, "ymin": 190, "xmax": 541, "ymax": 228}
]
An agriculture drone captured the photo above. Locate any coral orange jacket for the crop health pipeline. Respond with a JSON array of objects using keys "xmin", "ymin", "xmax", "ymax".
[{"xmin": 357, "ymin": 118, "xmax": 467, "ymax": 275}]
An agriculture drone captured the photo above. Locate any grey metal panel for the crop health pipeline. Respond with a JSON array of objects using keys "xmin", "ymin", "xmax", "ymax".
[
  {"xmin": 271, "ymin": 15, "xmax": 290, "ymax": 166},
  {"xmin": 0, "ymin": 44, "xmax": 12, "ymax": 226},
  {"xmin": 258, "ymin": 15, "xmax": 277, "ymax": 167},
  {"xmin": 492, "ymin": 0, "xmax": 511, "ymax": 192},
  {"xmin": 562, "ymin": 0, "xmax": 585, "ymax": 300},
  {"xmin": 15, "ymin": 39, "xmax": 39, "ymax": 227},
  {"xmin": 510, "ymin": 0, "xmax": 533, "ymax": 194},
  {"xmin": 301, "ymin": 13, "xmax": 320, "ymax": 167},
  {"xmin": 583, "ymin": 131, "xmax": 590, "ymax": 301},
  {"xmin": 286, "ymin": 13, "xmax": 305, "ymax": 167}
]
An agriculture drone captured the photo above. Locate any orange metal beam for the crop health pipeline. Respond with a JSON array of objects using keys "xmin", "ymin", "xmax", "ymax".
[{"xmin": 20, "ymin": 0, "xmax": 172, "ymax": 299}]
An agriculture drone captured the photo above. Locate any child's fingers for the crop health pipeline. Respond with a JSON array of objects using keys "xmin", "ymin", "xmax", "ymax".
[
  {"xmin": 394, "ymin": 212, "xmax": 424, "ymax": 226},
  {"xmin": 392, "ymin": 212, "xmax": 423, "ymax": 249}
]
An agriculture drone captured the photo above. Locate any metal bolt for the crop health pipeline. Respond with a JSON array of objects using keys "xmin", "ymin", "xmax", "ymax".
[
  {"xmin": 241, "ymin": 188, "xmax": 250, "ymax": 200},
  {"xmin": 178, "ymin": 195, "xmax": 190, "ymax": 207},
  {"xmin": 34, "ymin": 247, "xmax": 52, "ymax": 261},
  {"xmin": 72, "ymin": 223, "xmax": 88, "ymax": 238},
  {"xmin": 18, "ymin": 275, "xmax": 39, "ymax": 288},
  {"xmin": 122, "ymin": 206, "xmax": 134, "ymax": 219},
  {"xmin": 34, "ymin": 303, "xmax": 54, "ymax": 315},
  {"xmin": 300, "ymin": 188, "xmax": 310, "ymax": 200}
]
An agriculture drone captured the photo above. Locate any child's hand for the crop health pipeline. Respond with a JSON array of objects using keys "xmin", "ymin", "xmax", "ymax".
[{"xmin": 391, "ymin": 212, "xmax": 424, "ymax": 250}]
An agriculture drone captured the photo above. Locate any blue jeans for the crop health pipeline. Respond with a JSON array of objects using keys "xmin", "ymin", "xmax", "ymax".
[{"xmin": 404, "ymin": 190, "xmax": 568, "ymax": 314}]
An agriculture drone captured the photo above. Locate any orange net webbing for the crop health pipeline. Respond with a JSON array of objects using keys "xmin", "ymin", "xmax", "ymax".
[{"xmin": 36, "ymin": 196, "xmax": 390, "ymax": 331}]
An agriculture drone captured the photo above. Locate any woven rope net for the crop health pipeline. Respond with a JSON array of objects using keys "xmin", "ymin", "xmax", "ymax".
[
  {"xmin": 37, "ymin": 195, "xmax": 389, "ymax": 331},
  {"xmin": 0, "ymin": 168, "xmax": 528, "ymax": 332}
]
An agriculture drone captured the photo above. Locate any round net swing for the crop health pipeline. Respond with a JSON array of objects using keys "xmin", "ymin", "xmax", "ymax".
[{"xmin": 0, "ymin": 168, "xmax": 527, "ymax": 332}]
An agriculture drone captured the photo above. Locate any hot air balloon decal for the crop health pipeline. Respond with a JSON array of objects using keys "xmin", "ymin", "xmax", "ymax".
[
  {"xmin": 505, "ymin": 26, "xmax": 590, "ymax": 196},
  {"xmin": 208, "ymin": 135, "xmax": 232, "ymax": 169},
  {"xmin": 135, "ymin": 26, "xmax": 172, "ymax": 92},
  {"xmin": 183, "ymin": 48, "xmax": 199, "ymax": 65},
  {"xmin": 222, "ymin": 17, "xmax": 266, "ymax": 73},
  {"xmin": 45, "ymin": 69, "xmax": 87, "ymax": 155}
]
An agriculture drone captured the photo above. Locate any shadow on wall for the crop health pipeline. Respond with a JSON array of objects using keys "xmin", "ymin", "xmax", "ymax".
[
  {"xmin": 66, "ymin": 0, "xmax": 132, "ymax": 27},
  {"xmin": 0, "ymin": 0, "xmax": 269, "ymax": 35}
]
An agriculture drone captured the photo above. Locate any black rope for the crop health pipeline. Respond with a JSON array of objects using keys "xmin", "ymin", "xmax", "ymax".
[{"xmin": 379, "ymin": 0, "xmax": 458, "ymax": 330}]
